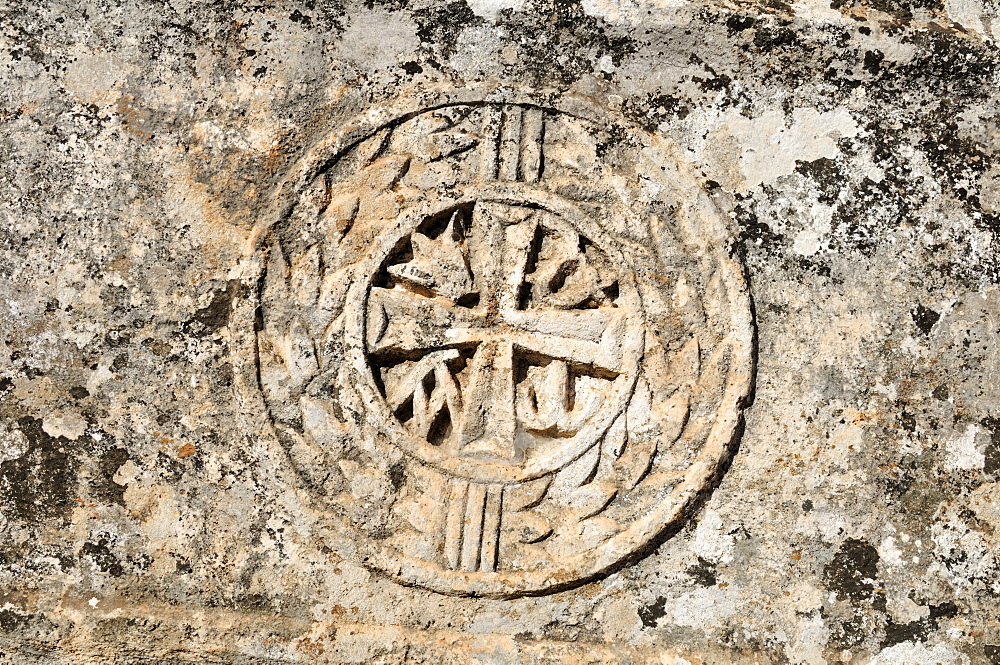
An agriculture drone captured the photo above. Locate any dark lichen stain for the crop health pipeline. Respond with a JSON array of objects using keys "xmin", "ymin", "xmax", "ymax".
[
  {"xmin": 90, "ymin": 446, "xmax": 129, "ymax": 506},
  {"xmin": 230, "ymin": 593, "xmax": 275, "ymax": 612},
  {"xmin": 638, "ymin": 595, "xmax": 667, "ymax": 628},
  {"xmin": 795, "ymin": 157, "xmax": 844, "ymax": 205},
  {"xmin": 725, "ymin": 14, "xmax": 755, "ymax": 34},
  {"xmin": 622, "ymin": 93, "xmax": 691, "ymax": 133},
  {"xmin": 493, "ymin": 0, "xmax": 636, "ymax": 86},
  {"xmin": 289, "ymin": 9, "xmax": 313, "ymax": 28},
  {"xmin": 898, "ymin": 477, "xmax": 946, "ymax": 524},
  {"xmin": 793, "ymin": 256, "xmax": 833, "ymax": 279},
  {"xmin": 154, "ymin": 450, "xmax": 189, "ymax": 484},
  {"xmin": 185, "ymin": 279, "xmax": 241, "ymax": 337},
  {"xmin": 878, "ymin": 455, "xmax": 919, "ymax": 501},
  {"xmin": 388, "ymin": 460, "xmax": 406, "ymax": 491},
  {"xmin": 980, "ymin": 417, "xmax": 1000, "ymax": 475},
  {"xmin": 689, "ymin": 54, "xmax": 733, "ymax": 93},
  {"xmin": 911, "ymin": 304, "xmax": 940, "ymax": 335},
  {"xmin": 81, "ymin": 538, "xmax": 125, "ymax": 577},
  {"xmin": 824, "ymin": 539, "xmax": 882, "ymax": 605},
  {"xmin": 863, "ymin": 49, "xmax": 885, "ymax": 74},
  {"xmin": 0, "ymin": 609, "xmax": 30, "ymax": 632},
  {"xmin": 0, "ymin": 417, "xmax": 78, "ymax": 522},
  {"xmin": 592, "ymin": 122, "xmax": 631, "ymax": 159},
  {"xmin": 69, "ymin": 386, "xmax": 90, "ymax": 400},
  {"xmin": 823, "ymin": 539, "xmax": 887, "ymax": 649},
  {"xmin": 733, "ymin": 196, "xmax": 783, "ymax": 250},
  {"xmin": 881, "ymin": 601, "xmax": 958, "ymax": 648},
  {"xmin": 411, "ymin": 1, "xmax": 483, "ymax": 60},
  {"xmin": 686, "ymin": 557, "xmax": 718, "ymax": 587},
  {"xmin": 174, "ymin": 555, "xmax": 193, "ymax": 574},
  {"xmin": 829, "ymin": 169, "xmax": 921, "ymax": 258},
  {"xmin": 899, "ymin": 410, "xmax": 917, "ymax": 433}
]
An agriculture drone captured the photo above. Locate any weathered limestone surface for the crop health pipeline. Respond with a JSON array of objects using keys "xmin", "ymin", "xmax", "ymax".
[{"xmin": 1, "ymin": 0, "xmax": 999, "ymax": 663}]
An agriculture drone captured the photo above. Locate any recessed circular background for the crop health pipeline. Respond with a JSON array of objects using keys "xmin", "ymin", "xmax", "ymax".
[{"xmin": 234, "ymin": 94, "xmax": 755, "ymax": 598}]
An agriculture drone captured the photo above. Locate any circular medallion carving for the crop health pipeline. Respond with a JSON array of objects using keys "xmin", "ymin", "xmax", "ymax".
[{"xmin": 234, "ymin": 97, "xmax": 755, "ymax": 598}]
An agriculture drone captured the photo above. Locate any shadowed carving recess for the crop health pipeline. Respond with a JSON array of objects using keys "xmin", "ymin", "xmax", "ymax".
[{"xmin": 241, "ymin": 101, "xmax": 755, "ymax": 598}]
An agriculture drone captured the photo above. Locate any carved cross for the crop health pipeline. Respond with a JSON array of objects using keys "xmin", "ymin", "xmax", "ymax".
[{"xmin": 367, "ymin": 202, "xmax": 629, "ymax": 461}]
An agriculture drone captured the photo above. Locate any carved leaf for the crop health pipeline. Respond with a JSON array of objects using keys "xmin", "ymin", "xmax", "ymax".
[
  {"xmin": 626, "ymin": 377, "xmax": 655, "ymax": 436},
  {"xmin": 429, "ymin": 105, "xmax": 475, "ymax": 131},
  {"xmin": 422, "ymin": 132, "xmax": 479, "ymax": 161},
  {"xmin": 366, "ymin": 298, "xmax": 388, "ymax": 349},
  {"xmin": 292, "ymin": 177, "xmax": 332, "ymax": 226},
  {"xmin": 673, "ymin": 274, "xmax": 697, "ymax": 311},
  {"xmin": 408, "ymin": 112, "xmax": 456, "ymax": 137},
  {"xmin": 318, "ymin": 268, "xmax": 353, "ymax": 320},
  {"xmin": 283, "ymin": 317, "xmax": 320, "ymax": 389},
  {"xmin": 300, "ymin": 395, "xmax": 349, "ymax": 454},
  {"xmin": 402, "ymin": 107, "xmax": 474, "ymax": 145},
  {"xmin": 678, "ymin": 337, "xmax": 732, "ymax": 444},
  {"xmin": 335, "ymin": 361, "xmax": 365, "ymax": 422},
  {"xmin": 319, "ymin": 193, "xmax": 360, "ymax": 250},
  {"xmin": 696, "ymin": 337, "xmax": 731, "ymax": 399},
  {"xmin": 261, "ymin": 243, "xmax": 290, "ymax": 329},
  {"xmin": 671, "ymin": 337, "xmax": 700, "ymax": 386},
  {"xmin": 507, "ymin": 511, "xmax": 553, "ymax": 544},
  {"xmin": 505, "ymin": 476, "xmax": 551, "ymax": 512},
  {"xmin": 257, "ymin": 332, "xmax": 299, "ymax": 422},
  {"xmin": 394, "ymin": 494, "xmax": 445, "ymax": 536},
  {"xmin": 274, "ymin": 424, "xmax": 334, "ymax": 490},
  {"xmin": 319, "ymin": 313, "xmax": 347, "ymax": 373},
  {"xmin": 338, "ymin": 459, "xmax": 393, "ymax": 504},
  {"xmin": 290, "ymin": 244, "xmax": 321, "ymax": 313},
  {"xmin": 580, "ymin": 515, "xmax": 621, "ymax": 544},
  {"xmin": 366, "ymin": 155, "xmax": 411, "ymax": 190},
  {"xmin": 547, "ymin": 515, "xmax": 619, "ymax": 557},
  {"xmin": 638, "ymin": 469, "xmax": 685, "ymax": 492},
  {"xmin": 703, "ymin": 272, "xmax": 726, "ymax": 327},
  {"xmin": 565, "ymin": 481, "xmax": 618, "ymax": 522},
  {"xmin": 353, "ymin": 127, "xmax": 392, "ymax": 166},
  {"xmin": 386, "ymin": 531, "xmax": 439, "ymax": 562},
  {"xmin": 605, "ymin": 411, "xmax": 628, "ymax": 459},
  {"xmin": 410, "ymin": 464, "xmax": 449, "ymax": 502},
  {"xmin": 549, "ymin": 444, "xmax": 601, "ymax": 496},
  {"xmin": 654, "ymin": 389, "xmax": 690, "ymax": 446},
  {"xmin": 614, "ymin": 434, "xmax": 657, "ymax": 491}
]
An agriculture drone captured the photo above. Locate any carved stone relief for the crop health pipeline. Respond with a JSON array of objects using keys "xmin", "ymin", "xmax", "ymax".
[
  {"xmin": 6, "ymin": 3, "xmax": 1000, "ymax": 658},
  {"xmin": 234, "ymin": 99, "xmax": 755, "ymax": 598}
]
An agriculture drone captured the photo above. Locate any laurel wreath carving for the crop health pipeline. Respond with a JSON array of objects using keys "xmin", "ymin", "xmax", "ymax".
[{"xmin": 253, "ymin": 104, "xmax": 737, "ymax": 569}]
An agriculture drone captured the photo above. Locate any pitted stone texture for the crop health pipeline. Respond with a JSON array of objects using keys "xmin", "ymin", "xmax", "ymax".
[{"xmin": 2, "ymin": 0, "xmax": 1000, "ymax": 663}]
